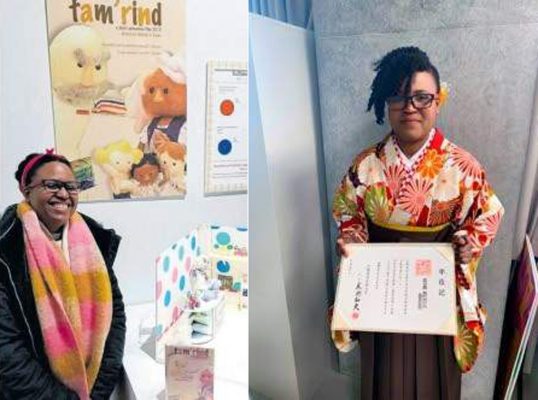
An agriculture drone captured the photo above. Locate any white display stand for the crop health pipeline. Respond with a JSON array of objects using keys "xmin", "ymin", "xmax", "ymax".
[
  {"xmin": 123, "ymin": 302, "xmax": 248, "ymax": 399},
  {"xmin": 250, "ymin": 14, "xmax": 353, "ymax": 400}
]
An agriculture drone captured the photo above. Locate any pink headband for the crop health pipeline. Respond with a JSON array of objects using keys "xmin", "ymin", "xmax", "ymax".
[{"xmin": 19, "ymin": 149, "xmax": 65, "ymax": 192}]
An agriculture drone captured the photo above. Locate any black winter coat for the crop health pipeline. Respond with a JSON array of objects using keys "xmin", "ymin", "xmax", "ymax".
[{"xmin": 0, "ymin": 205, "xmax": 126, "ymax": 399}]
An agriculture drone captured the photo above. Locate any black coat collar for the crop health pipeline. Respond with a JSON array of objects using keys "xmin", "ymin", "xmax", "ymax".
[{"xmin": 0, "ymin": 207, "xmax": 28, "ymax": 288}]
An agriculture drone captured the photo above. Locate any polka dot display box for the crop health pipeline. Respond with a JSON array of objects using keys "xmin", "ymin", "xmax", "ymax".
[
  {"xmin": 155, "ymin": 226, "xmax": 204, "ymax": 345},
  {"xmin": 155, "ymin": 224, "xmax": 248, "ymax": 356},
  {"xmin": 209, "ymin": 225, "xmax": 248, "ymax": 307}
]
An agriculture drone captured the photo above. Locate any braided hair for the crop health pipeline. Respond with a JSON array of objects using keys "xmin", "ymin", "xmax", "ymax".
[
  {"xmin": 367, "ymin": 46, "xmax": 440, "ymax": 125},
  {"xmin": 131, "ymin": 152, "xmax": 161, "ymax": 176}
]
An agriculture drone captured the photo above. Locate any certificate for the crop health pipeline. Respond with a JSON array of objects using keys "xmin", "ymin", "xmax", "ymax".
[{"xmin": 332, "ymin": 243, "xmax": 457, "ymax": 335}]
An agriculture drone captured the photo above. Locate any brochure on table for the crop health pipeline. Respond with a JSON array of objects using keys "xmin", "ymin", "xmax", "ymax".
[{"xmin": 165, "ymin": 345, "xmax": 214, "ymax": 400}]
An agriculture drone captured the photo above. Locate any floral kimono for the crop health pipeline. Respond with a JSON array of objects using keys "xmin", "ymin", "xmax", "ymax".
[{"xmin": 332, "ymin": 128, "xmax": 504, "ymax": 373}]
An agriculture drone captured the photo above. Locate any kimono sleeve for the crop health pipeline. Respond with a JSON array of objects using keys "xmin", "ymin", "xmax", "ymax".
[
  {"xmin": 455, "ymin": 169, "xmax": 504, "ymax": 332},
  {"xmin": 451, "ymin": 170, "xmax": 504, "ymax": 372},
  {"xmin": 457, "ymin": 171, "xmax": 504, "ymax": 262},
  {"xmin": 332, "ymin": 159, "xmax": 369, "ymax": 244},
  {"xmin": 329, "ymin": 157, "xmax": 369, "ymax": 353}
]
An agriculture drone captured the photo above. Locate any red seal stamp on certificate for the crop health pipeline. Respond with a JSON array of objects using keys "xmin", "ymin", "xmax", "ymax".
[{"xmin": 415, "ymin": 259, "xmax": 432, "ymax": 277}]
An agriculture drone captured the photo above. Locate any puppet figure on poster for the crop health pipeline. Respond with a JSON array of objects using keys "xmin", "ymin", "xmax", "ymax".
[{"xmin": 45, "ymin": 0, "xmax": 187, "ymax": 201}]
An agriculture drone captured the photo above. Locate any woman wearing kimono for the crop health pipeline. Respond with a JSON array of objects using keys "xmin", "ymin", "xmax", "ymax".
[{"xmin": 332, "ymin": 47, "xmax": 504, "ymax": 400}]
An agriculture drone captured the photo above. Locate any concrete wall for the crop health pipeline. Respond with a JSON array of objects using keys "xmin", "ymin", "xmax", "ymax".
[
  {"xmin": 312, "ymin": 1, "xmax": 538, "ymax": 398},
  {"xmin": 0, "ymin": 0, "xmax": 248, "ymax": 304}
]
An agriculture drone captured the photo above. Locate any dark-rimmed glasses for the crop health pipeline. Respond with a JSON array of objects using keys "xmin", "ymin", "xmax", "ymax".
[
  {"xmin": 386, "ymin": 93, "xmax": 436, "ymax": 110},
  {"xmin": 26, "ymin": 179, "xmax": 81, "ymax": 194}
]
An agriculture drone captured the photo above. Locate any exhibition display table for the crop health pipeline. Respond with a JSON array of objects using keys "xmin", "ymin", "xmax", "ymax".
[{"xmin": 122, "ymin": 302, "xmax": 248, "ymax": 399}]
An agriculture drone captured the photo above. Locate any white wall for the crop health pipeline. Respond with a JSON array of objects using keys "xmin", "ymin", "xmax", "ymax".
[
  {"xmin": 250, "ymin": 14, "xmax": 354, "ymax": 400},
  {"xmin": 0, "ymin": 0, "xmax": 248, "ymax": 304},
  {"xmin": 249, "ymin": 55, "xmax": 300, "ymax": 399}
]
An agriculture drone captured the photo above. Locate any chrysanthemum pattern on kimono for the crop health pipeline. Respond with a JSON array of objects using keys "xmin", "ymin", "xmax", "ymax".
[{"xmin": 332, "ymin": 128, "xmax": 504, "ymax": 373}]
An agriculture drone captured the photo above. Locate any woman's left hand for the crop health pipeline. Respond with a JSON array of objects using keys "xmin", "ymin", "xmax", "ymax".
[{"xmin": 452, "ymin": 233, "xmax": 473, "ymax": 265}]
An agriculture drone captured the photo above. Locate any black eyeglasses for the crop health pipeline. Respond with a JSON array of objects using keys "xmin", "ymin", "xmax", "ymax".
[
  {"xmin": 386, "ymin": 93, "xmax": 437, "ymax": 110},
  {"xmin": 26, "ymin": 179, "xmax": 81, "ymax": 194}
]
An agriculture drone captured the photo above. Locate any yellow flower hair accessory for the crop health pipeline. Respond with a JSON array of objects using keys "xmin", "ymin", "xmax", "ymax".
[{"xmin": 438, "ymin": 81, "xmax": 449, "ymax": 107}]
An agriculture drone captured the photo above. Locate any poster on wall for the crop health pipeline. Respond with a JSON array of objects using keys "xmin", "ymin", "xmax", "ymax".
[
  {"xmin": 45, "ymin": 0, "xmax": 187, "ymax": 202},
  {"xmin": 204, "ymin": 61, "xmax": 248, "ymax": 196},
  {"xmin": 494, "ymin": 236, "xmax": 538, "ymax": 400}
]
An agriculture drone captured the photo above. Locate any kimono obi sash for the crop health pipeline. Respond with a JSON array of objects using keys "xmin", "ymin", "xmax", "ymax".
[{"xmin": 366, "ymin": 216, "xmax": 454, "ymax": 244}]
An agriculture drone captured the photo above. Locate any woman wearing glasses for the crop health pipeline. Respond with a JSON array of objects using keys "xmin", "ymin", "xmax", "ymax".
[
  {"xmin": 0, "ymin": 152, "xmax": 125, "ymax": 399},
  {"xmin": 332, "ymin": 47, "xmax": 504, "ymax": 399}
]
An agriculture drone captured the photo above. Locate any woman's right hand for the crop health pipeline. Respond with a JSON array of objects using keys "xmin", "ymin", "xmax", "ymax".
[{"xmin": 336, "ymin": 237, "xmax": 350, "ymax": 258}]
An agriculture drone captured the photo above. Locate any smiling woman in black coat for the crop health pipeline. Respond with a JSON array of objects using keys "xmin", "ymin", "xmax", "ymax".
[{"xmin": 0, "ymin": 152, "xmax": 126, "ymax": 399}]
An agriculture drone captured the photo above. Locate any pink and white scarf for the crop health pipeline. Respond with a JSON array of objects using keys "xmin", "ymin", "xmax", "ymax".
[{"xmin": 17, "ymin": 201, "xmax": 112, "ymax": 399}]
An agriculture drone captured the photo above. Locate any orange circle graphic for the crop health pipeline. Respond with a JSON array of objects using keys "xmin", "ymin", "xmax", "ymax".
[{"xmin": 220, "ymin": 99, "xmax": 235, "ymax": 116}]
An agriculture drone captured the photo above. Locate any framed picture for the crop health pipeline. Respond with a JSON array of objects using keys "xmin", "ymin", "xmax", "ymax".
[
  {"xmin": 204, "ymin": 61, "xmax": 248, "ymax": 195},
  {"xmin": 45, "ymin": 0, "xmax": 187, "ymax": 201}
]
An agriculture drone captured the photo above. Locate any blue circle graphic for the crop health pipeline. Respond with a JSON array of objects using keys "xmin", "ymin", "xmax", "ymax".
[
  {"xmin": 164, "ymin": 290, "xmax": 171, "ymax": 306},
  {"xmin": 218, "ymin": 139, "xmax": 232, "ymax": 155},
  {"xmin": 216, "ymin": 232, "xmax": 231, "ymax": 246},
  {"xmin": 155, "ymin": 324, "xmax": 163, "ymax": 335},
  {"xmin": 178, "ymin": 246, "xmax": 184, "ymax": 261},
  {"xmin": 179, "ymin": 276, "xmax": 186, "ymax": 291},
  {"xmin": 217, "ymin": 260, "xmax": 230, "ymax": 273},
  {"xmin": 191, "ymin": 236, "xmax": 196, "ymax": 250},
  {"xmin": 237, "ymin": 227, "xmax": 247, "ymax": 232},
  {"xmin": 163, "ymin": 256, "xmax": 170, "ymax": 272}
]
